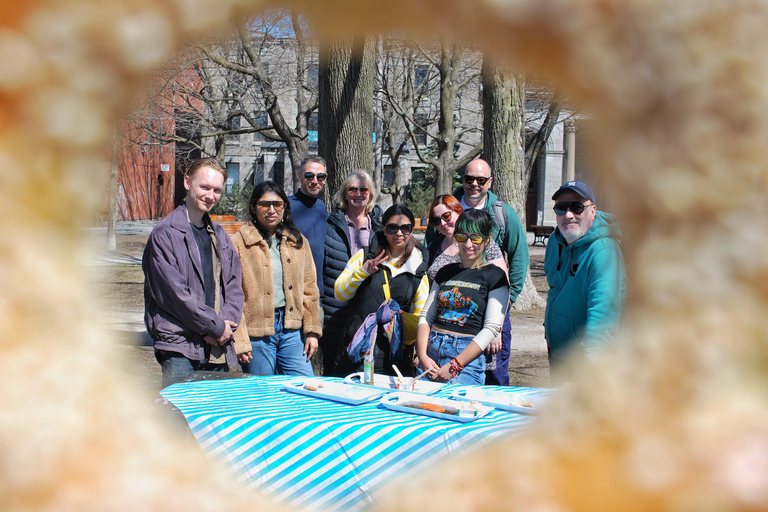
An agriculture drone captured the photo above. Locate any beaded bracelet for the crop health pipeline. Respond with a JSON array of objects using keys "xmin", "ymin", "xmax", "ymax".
[{"xmin": 449, "ymin": 358, "xmax": 465, "ymax": 376}]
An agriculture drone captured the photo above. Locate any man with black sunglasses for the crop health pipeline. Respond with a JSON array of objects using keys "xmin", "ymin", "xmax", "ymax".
[
  {"xmin": 426, "ymin": 158, "xmax": 529, "ymax": 386},
  {"xmin": 288, "ymin": 155, "xmax": 329, "ymax": 298},
  {"xmin": 544, "ymin": 180, "xmax": 627, "ymax": 384}
]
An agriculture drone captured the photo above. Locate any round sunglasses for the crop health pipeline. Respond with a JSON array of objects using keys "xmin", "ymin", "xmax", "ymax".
[
  {"xmin": 428, "ymin": 211, "xmax": 453, "ymax": 227},
  {"xmin": 385, "ymin": 223, "xmax": 413, "ymax": 236},
  {"xmin": 347, "ymin": 186, "xmax": 369, "ymax": 195}
]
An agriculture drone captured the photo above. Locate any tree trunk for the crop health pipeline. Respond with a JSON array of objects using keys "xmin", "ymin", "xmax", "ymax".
[
  {"xmin": 106, "ymin": 132, "xmax": 119, "ymax": 251},
  {"xmin": 318, "ymin": 34, "xmax": 376, "ymax": 204},
  {"xmin": 482, "ymin": 58, "xmax": 544, "ymax": 310}
]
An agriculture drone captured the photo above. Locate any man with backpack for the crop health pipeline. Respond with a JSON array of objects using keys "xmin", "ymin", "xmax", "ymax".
[{"xmin": 426, "ymin": 158, "xmax": 529, "ymax": 385}]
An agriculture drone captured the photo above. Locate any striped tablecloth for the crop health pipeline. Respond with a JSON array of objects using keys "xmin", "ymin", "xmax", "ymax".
[{"xmin": 160, "ymin": 376, "xmax": 549, "ymax": 512}]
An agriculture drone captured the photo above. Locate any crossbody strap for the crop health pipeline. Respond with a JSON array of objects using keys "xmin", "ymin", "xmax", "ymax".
[{"xmin": 382, "ymin": 269, "xmax": 391, "ymax": 302}]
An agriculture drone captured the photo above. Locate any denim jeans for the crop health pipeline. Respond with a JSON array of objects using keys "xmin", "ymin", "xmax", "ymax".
[
  {"xmin": 485, "ymin": 310, "xmax": 511, "ymax": 386},
  {"xmin": 157, "ymin": 350, "xmax": 228, "ymax": 389},
  {"xmin": 241, "ymin": 309, "xmax": 314, "ymax": 377},
  {"xmin": 424, "ymin": 330, "xmax": 485, "ymax": 385}
]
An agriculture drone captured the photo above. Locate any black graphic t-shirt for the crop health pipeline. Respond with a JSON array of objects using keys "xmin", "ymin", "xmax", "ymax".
[{"xmin": 433, "ymin": 263, "xmax": 508, "ymax": 336}]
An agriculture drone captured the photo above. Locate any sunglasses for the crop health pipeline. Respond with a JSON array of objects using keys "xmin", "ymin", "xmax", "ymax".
[
  {"xmin": 256, "ymin": 200, "xmax": 285, "ymax": 212},
  {"xmin": 429, "ymin": 211, "xmax": 453, "ymax": 227},
  {"xmin": 454, "ymin": 232, "xmax": 486, "ymax": 244},
  {"xmin": 303, "ymin": 172, "xmax": 327, "ymax": 182},
  {"xmin": 463, "ymin": 175, "xmax": 490, "ymax": 186},
  {"xmin": 348, "ymin": 186, "xmax": 369, "ymax": 195},
  {"xmin": 553, "ymin": 201, "xmax": 593, "ymax": 215},
  {"xmin": 385, "ymin": 223, "xmax": 413, "ymax": 236}
]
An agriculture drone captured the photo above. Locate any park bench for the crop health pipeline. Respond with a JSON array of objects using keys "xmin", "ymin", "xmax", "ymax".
[
  {"xmin": 210, "ymin": 215, "xmax": 245, "ymax": 235},
  {"xmin": 531, "ymin": 225, "xmax": 555, "ymax": 246}
]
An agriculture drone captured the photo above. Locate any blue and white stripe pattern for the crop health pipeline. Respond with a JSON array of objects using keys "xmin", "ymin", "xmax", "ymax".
[{"xmin": 160, "ymin": 376, "xmax": 550, "ymax": 512}]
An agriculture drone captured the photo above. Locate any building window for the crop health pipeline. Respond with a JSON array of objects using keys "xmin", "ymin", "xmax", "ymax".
[
  {"xmin": 226, "ymin": 162, "xmax": 240, "ymax": 193},
  {"xmin": 383, "ymin": 165, "xmax": 394, "ymax": 188},
  {"xmin": 253, "ymin": 111, "xmax": 269, "ymax": 141},
  {"xmin": 227, "ymin": 116, "xmax": 241, "ymax": 142},
  {"xmin": 414, "ymin": 114, "xmax": 429, "ymax": 146},
  {"xmin": 307, "ymin": 64, "xmax": 318, "ymax": 89},
  {"xmin": 272, "ymin": 160, "xmax": 284, "ymax": 186},
  {"xmin": 415, "ymin": 64, "xmax": 430, "ymax": 95}
]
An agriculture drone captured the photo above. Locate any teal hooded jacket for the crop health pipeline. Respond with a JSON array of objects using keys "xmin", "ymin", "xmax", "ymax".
[{"xmin": 544, "ymin": 211, "xmax": 627, "ymax": 359}]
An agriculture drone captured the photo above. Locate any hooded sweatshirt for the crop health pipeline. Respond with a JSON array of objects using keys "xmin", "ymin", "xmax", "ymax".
[{"xmin": 544, "ymin": 210, "xmax": 627, "ymax": 359}]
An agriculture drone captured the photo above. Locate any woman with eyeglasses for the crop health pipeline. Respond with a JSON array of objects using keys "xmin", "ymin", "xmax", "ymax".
[
  {"xmin": 333, "ymin": 205, "xmax": 430, "ymax": 376},
  {"xmin": 417, "ymin": 209, "xmax": 510, "ymax": 385},
  {"xmin": 426, "ymin": 195, "xmax": 505, "ymax": 279},
  {"xmin": 231, "ymin": 181, "xmax": 322, "ymax": 376},
  {"xmin": 322, "ymin": 171, "xmax": 382, "ymax": 376}
]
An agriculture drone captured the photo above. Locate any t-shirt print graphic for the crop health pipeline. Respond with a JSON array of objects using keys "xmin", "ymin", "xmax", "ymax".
[{"xmin": 437, "ymin": 286, "xmax": 478, "ymax": 326}]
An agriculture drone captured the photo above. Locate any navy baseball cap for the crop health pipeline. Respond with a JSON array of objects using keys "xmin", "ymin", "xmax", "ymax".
[{"xmin": 552, "ymin": 180, "xmax": 596, "ymax": 203}]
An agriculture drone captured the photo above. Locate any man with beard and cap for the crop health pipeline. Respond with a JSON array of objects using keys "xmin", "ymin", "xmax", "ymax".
[{"xmin": 544, "ymin": 180, "xmax": 627, "ymax": 384}]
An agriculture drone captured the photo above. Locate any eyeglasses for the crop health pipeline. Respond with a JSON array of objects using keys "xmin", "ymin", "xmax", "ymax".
[
  {"xmin": 454, "ymin": 232, "xmax": 486, "ymax": 244},
  {"xmin": 553, "ymin": 201, "xmax": 593, "ymax": 215},
  {"xmin": 429, "ymin": 211, "xmax": 453, "ymax": 227},
  {"xmin": 385, "ymin": 223, "xmax": 413, "ymax": 236},
  {"xmin": 303, "ymin": 172, "xmax": 327, "ymax": 182},
  {"xmin": 256, "ymin": 201, "xmax": 285, "ymax": 212},
  {"xmin": 463, "ymin": 175, "xmax": 490, "ymax": 186},
  {"xmin": 347, "ymin": 186, "xmax": 369, "ymax": 195}
]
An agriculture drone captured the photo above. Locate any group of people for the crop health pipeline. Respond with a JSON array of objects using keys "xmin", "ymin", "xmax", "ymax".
[{"xmin": 143, "ymin": 155, "xmax": 626, "ymax": 389}]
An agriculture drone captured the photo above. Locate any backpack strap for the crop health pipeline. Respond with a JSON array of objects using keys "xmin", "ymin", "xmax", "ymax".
[
  {"xmin": 382, "ymin": 269, "xmax": 392, "ymax": 302},
  {"xmin": 492, "ymin": 200, "xmax": 507, "ymax": 242}
]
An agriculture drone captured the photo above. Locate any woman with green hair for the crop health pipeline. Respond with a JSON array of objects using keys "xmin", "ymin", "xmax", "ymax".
[{"xmin": 416, "ymin": 209, "xmax": 509, "ymax": 385}]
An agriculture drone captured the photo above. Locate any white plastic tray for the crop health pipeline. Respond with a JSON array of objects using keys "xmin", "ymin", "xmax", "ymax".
[
  {"xmin": 450, "ymin": 387, "xmax": 546, "ymax": 415},
  {"xmin": 379, "ymin": 392, "xmax": 492, "ymax": 423},
  {"xmin": 344, "ymin": 372, "xmax": 444, "ymax": 395},
  {"xmin": 284, "ymin": 379, "xmax": 385, "ymax": 405}
]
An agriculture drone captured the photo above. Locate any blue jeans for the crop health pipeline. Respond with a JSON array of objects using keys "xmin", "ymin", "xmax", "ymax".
[
  {"xmin": 485, "ymin": 310, "xmax": 511, "ymax": 386},
  {"xmin": 241, "ymin": 309, "xmax": 314, "ymax": 377},
  {"xmin": 157, "ymin": 350, "xmax": 227, "ymax": 389},
  {"xmin": 424, "ymin": 330, "xmax": 485, "ymax": 385}
]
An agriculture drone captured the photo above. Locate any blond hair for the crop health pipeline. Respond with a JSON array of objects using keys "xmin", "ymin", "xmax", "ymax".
[{"xmin": 334, "ymin": 171, "xmax": 378, "ymax": 215}]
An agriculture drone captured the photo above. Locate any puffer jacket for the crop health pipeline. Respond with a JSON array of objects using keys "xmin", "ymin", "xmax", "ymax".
[
  {"xmin": 322, "ymin": 207, "xmax": 382, "ymax": 330},
  {"xmin": 543, "ymin": 211, "xmax": 627, "ymax": 359}
]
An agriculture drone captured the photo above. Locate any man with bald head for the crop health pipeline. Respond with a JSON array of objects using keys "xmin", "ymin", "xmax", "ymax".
[{"xmin": 426, "ymin": 158, "xmax": 529, "ymax": 385}]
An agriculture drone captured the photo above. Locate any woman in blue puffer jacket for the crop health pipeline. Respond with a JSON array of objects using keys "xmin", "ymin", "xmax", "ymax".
[{"xmin": 321, "ymin": 171, "xmax": 382, "ymax": 376}]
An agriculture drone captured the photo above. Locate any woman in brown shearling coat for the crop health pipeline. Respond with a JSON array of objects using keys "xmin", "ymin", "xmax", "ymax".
[{"xmin": 232, "ymin": 181, "xmax": 322, "ymax": 376}]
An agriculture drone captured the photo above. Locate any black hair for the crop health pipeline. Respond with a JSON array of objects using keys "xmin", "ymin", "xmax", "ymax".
[
  {"xmin": 248, "ymin": 181, "xmax": 304, "ymax": 249},
  {"xmin": 377, "ymin": 204, "xmax": 417, "ymax": 261},
  {"xmin": 454, "ymin": 208, "xmax": 495, "ymax": 265}
]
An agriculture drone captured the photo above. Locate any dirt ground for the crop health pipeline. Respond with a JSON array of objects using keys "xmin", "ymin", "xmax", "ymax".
[{"xmin": 91, "ymin": 225, "xmax": 551, "ymax": 397}]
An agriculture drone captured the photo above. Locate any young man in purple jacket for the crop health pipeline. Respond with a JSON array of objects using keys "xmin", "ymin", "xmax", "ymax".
[{"xmin": 142, "ymin": 158, "xmax": 245, "ymax": 388}]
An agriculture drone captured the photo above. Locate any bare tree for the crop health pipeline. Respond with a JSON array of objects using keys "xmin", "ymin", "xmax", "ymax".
[
  {"xmin": 318, "ymin": 33, "xmax": 376, "ymax": 202},
  {"xmin": 482, "ymin": 58, "xmax": 562, "ymax": 310},
  {"xmin": 380, "ymin": 36, "xmax": 483, "ymax": 198},
  {"xmin": 198, "ymin": 10, "xmax": 318, "ymax": 177}
]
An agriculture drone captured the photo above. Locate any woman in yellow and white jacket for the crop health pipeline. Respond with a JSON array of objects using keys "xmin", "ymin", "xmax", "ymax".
[{"xmin": 333, "ymin": 205, "xmax": 429, "ymax": 377}]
